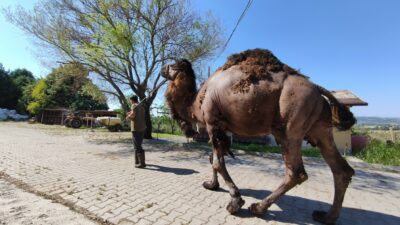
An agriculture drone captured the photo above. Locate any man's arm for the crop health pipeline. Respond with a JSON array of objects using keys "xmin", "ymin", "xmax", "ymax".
[{"xmin": 125, "ymin": 110, "xmax": 136, "ymax": 120}]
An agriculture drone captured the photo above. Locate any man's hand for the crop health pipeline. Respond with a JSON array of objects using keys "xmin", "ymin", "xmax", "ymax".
[{"xmin": 126, "ymin": 111, "xmax": 135, "ymax": 120}]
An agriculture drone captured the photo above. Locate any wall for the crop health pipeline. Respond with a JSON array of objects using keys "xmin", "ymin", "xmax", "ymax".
[{"xmin": 333, "ymin": 128, "xmax": 352, "ymax": 155}]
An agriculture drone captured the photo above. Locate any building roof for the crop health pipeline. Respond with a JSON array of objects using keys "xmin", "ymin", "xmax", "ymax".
[{"xmin": 331, "ymin": 90, "xmax": 368, "ymax": 106}]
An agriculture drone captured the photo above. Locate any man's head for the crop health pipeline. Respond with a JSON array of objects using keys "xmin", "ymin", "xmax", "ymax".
[{"xmin": 130, "ymin": 95, "xmax": 139, "ymax": 104}]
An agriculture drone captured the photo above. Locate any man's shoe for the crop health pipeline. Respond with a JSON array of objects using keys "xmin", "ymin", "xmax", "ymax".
[
  {"xmin": 135, "ymin": 152, "xmax": 146, "ymax": 168},
  {"xmin": 134, "ymin": 152, "xmax": 139, "ymax": 166}
]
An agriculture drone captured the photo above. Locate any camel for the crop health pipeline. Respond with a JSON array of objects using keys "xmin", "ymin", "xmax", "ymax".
[{"xmin": 162, "ymin": 49, "xmax": 355, "ymax": 224}]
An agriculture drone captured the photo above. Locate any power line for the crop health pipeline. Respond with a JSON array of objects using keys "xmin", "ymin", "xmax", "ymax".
[{"xmin": 214, "ymin": 0, "xmax": 254, "ymax": 62}]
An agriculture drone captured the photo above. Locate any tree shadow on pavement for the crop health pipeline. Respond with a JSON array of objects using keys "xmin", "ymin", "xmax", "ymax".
[
  {"xmin": 144, "ymin": 164, "xmax": 199, "ymax": 175},
  {"xmin": 236, "ymin": 188, "xmax": 400, "ymax": 225},
  {"xmin": 93, "ymin": 149, "xmax": 133, "ymax": 159}
]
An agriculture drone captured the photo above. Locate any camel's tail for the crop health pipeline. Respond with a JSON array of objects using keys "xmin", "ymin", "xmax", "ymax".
[{"xmin": 317, "ymin": 85, "xmax": 356, "ymax": 130}]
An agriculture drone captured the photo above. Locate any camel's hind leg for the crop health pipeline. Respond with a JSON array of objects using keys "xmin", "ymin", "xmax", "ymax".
[
  {"xmin": 307, "ymin": 121, "xmax": 355, "ymax": 224},
  {"xmin": 249, "ymin": 135, "xmax": 308, "ymax": 214}
]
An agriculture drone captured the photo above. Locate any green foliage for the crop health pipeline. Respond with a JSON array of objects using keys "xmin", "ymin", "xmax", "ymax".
[
  {"xmin": 151, "ymin": 104, "xmax": 182, "ymax": 135},
  {"xmin": 152, "ymin": 115, "xmax": 182, "ymax": 135},
  {"xmin": 0, "ymin": 64, "xmax": 35, "ymax": 113},
  {"xmin": 9, "ymin": 68, "xmax": 35, "ymax": 88},
  {"xmin": 0, "ymin": 64, "xmax": 20, "ymax": 109},
  {"xmin": 27, "ymin": 63, "xmax": 108, "ymax": 115},
  {"xmin": 354, "ymin": 139, "xmax": 400, "ymax": 166},
  {"xmin": 152, "ymin": 132, "xmax": 183, "ymax": 139},
  {"xmin": 27, "ymin": 79, "xmax": 48, "ymax": 115},
  {"xmin": 18, "ymin": 82, "xmax": 36, "ymax": 114},
  {"xmin": 70, "ymin": 92, "xmax": 108, "ymax": 111},
  {"xmin": 301, "ymin": 148, "xmax": 322, "ymax": 157},
  {"xmin": 10, "ymin": 68, "xmax": 36, "ymax": 113},
  {"xmin": 81, "ymin": 82, "xmax": 107, "ymax": 104}
]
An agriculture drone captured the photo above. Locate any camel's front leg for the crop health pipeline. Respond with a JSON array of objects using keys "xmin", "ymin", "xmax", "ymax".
[
  {"xmin": 209, "ymin": 128, "xmax": 244, "ymax": 214},
  {"xmin": 202, "ymin": 153, "xmax": 220, "ymax": 190}
]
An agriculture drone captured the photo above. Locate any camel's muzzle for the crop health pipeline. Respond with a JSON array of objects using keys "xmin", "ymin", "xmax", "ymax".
[{"xmin": 161, "ymin": 65, "xmax": 170, "ymax": 79}]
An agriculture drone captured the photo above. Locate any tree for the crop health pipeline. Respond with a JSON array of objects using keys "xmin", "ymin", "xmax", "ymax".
[
  {"xmin": 151, "ymin": 103, "xmax": 181, "ymax": 134},
  {"xmin": 9, "ymin": 68, "xmax": 36, "ymax": 113},
  {"xmin": 27, "ymin": 79, "xmax": 48, "ymax": 115},
  {"xmin": 9, "ymin": 69, "xmax": 35, "ymax": 88},
  {"xmin": 27, "ymin": 63, "xmax": 108, "ymax": 115},
  {"xmin": 4, "ymin": 0, "xmax": 223, "ymax": 138},
  {"xmin": 0, "ymin": 64, "xmax": 20, "ymax": 110}
]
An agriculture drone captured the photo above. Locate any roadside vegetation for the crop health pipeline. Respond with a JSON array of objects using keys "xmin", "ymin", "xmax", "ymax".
[
  {"xmin": 151, "ymin": 105, "xmax": 183, "ymax": 136},
  {"xmin": 353, "ymin": 139, "xmax": 400, "ymax": 166},
  {"xmin": 152, "ymin": 133, "xmax": 183, "ymax": 139},
  {"xmin": 186, "ymin": 141, "xmax": 321, "ymax": 158},
  {"xmin": 151, "ymin": 119, "xmax": 399, "ymax": 165}
]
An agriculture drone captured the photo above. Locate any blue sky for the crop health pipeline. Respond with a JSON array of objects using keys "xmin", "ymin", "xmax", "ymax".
[{"xmin": 1, "ymin": 0, "xmax": 399, "ymax": 117}]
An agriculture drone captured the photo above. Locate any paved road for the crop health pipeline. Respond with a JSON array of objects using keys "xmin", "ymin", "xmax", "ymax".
[
  {"xmin": 0, "ymin": 122, "xmax": 399, "ymax": 225},
  {"xmin": 0, "ymin": 179, "xmax": 96, "ymax": 225}
]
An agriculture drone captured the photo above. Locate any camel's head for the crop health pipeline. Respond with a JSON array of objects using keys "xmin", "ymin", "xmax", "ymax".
[{"xmin": 162, "ymin": 59, "xmax": 195, "ymax": 81}]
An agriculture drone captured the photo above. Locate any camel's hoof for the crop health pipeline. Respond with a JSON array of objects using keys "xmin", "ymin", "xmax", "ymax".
[
  {"xmin": 249, "ymin": 203, "xmax": 265, "ymax": 215},
  {"xmin": 202, "ymin": 181, "xmax": 219, "ymax": 191},
  {"xmin": 226, "ymin": 197, "xmax": 245, "ymax": 214},
  {"xmin": 312, "ymin": 210, "xmax": 337, "ymax": 225}
]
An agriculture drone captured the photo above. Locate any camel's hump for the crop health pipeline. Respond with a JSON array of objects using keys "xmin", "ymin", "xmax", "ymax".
[
  {"xmin": 218, "ymin": 48, "xmax": 307, "ymax": 94},
  {"xmin": 220, "ymin": 49, "xmax": 283, "ymax": 71}
]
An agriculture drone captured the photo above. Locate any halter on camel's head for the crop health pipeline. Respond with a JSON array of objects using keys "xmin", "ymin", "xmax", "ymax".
[{"xmin": 162, "ymin": 59, "xmax": 196, "ymax": 81}]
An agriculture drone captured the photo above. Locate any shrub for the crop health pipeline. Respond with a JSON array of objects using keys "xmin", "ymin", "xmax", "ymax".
[{"xmin": 354, "ymin": 139, "xmax": 400, "ymax": 166}]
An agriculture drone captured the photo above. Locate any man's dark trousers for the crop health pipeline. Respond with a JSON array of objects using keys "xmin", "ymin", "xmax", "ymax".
[
  {"xmin": 132, "ymin": 131, "xmax": 145, "ymax": 167},
  {"xmin": 132, "ymin": 131, "xmax": 144, "ymax": 153}
]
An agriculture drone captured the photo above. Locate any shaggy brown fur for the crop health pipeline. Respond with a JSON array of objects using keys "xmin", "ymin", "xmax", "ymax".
[
  {"xmin": 220, "ymin": 49, "xmax": 303, "ymax": 93},
  {"xmin": 164, "ymin": 59, "xmax": 197, "ymax": 137}
]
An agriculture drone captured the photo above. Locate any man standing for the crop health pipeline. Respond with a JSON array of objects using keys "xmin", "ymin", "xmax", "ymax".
[{"xmin": 126, "ymin": 95, "xmax": 147, "ymax": 168}]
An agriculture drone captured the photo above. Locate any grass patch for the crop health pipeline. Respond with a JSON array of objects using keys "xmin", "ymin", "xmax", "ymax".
[
  {"xmin": 152, "ymin": 132, "xmax": 183, "ymax": 139},
  {"xmin": 301, "ymin": 148, "xmax": 321, "ymax": 157},
  {"xmin": 354, "ymin": 139, "xmax": 400, "ymax": 166}
]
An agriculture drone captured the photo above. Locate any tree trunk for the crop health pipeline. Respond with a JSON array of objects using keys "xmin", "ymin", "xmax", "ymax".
[
  {"xmin": 138, "ymin": 87, "xmax": 157, "ymax": 140},
  {"xmin": 169, "ymin": 118, "xmax": 175, "ymax": 134},
  {"xmin": 143, "ymin": 103, "xmax": 153, "ymax": 139}
]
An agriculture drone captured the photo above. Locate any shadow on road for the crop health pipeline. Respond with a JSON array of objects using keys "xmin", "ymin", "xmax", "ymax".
[
  {"xmin": 236, "ymin": 188, "xmax": 400, "ymax": 225},
  {"xmin": 144, "ymin": 164, "xmax": 199, "ymax": 175}
]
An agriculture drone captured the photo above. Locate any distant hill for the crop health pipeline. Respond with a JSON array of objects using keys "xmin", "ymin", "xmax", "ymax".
[{"xmin": 356, "ymin": 117, "xmax": 400, "ymax": 126}]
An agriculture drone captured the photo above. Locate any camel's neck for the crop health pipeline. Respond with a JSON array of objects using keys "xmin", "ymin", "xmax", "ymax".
[{"xmin": 165, "ymin": 76, "xmax": 197, "ymax": 123}]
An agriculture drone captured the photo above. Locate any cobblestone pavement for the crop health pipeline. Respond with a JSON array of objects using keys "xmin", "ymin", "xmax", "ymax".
[
  {"xmin": 0, "ymin": 179, "xmax": 96, "ymax": 225},
  {"xmin": 0, "ymin": 122, "xmax": 400, "ymax": 225}
]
